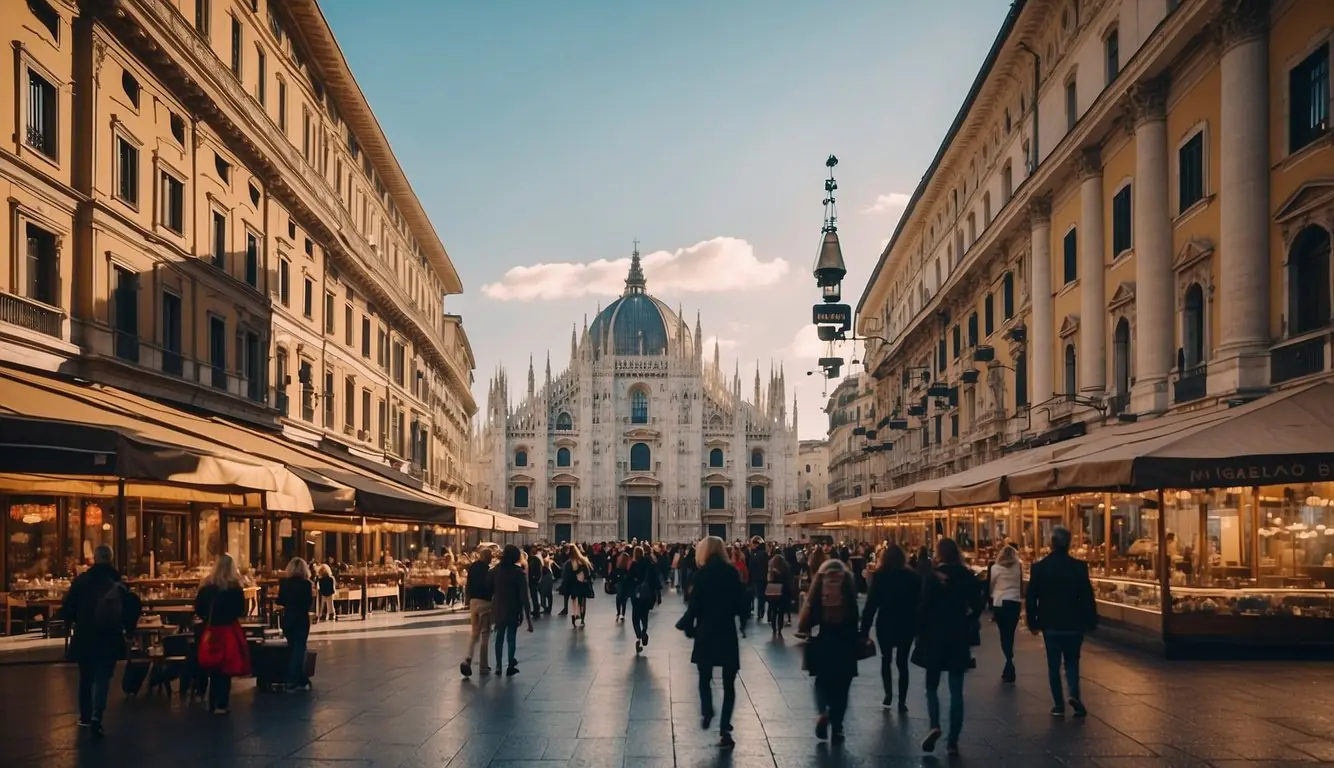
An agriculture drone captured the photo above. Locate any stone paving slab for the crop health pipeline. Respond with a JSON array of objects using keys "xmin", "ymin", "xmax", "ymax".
[{"xmin": 1, "ymin": 587, "xmax": 1332, "ymax": 767}]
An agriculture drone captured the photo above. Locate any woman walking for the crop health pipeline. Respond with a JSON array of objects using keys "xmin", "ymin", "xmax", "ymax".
[
  {"xmin": 277, "ymin": 558, "xmax": 314, "ymax": 692},
  {"xmin": 860, "ymin": 544, "xmax": 920, "ymax": 711},
  {"xmin": 611, "ymin": 549, "xmax": 632, "ymax": 623},
  {"xmin": 489, "ymin": 545, "xmax": 534, "ymax": 675},
  {"xmin": 562, "ymin": 544, "xmax": 594, "ymax": 628},
  {"xmin": 990, "ymin": 544, "xmax": 1023, "ymax": 683},
  {"xmin": 676, "ymin": 536, "xmax": 748, "ymax": 749},
  {"xmin": 765, "ymin": 555, "xmax": 793, "ymax": 639},
  {"xmin": 627, "ymin": 546, "xmax": 661, "ymax": 653},
  {"xmin": 798, "ymin": 559, "xmax": 861, "ymax": 743},
  {"xmin": 194, "ymin": 554, "xmax": 249, "ymax": 715},
  {"xmin": 913, "ymin": 538, "xmax": 984, "ymax": 756},
  {"xmin": 315, "ymin": 563, "xmax": 337, "ymax": 621}
]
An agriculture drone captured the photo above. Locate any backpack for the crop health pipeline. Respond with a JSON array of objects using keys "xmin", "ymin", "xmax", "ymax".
[{"xmin": 90, "ymin": 581, "xmax": 126, "ymax": 635}]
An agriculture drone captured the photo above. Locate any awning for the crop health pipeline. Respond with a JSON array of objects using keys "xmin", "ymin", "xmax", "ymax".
[
  {"xmin": 0, "ymin": 369, "xmax": 312, "ymax": 512},
  {"xmin": 790, "ymin": 502, "xmax": 840, "ymax": 527}
]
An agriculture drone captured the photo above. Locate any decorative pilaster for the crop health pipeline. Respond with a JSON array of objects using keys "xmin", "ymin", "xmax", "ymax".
[
  {"xmin": 1076, "ymin": 147, "xmax": 1106, "ymax": 398},
  {"xmin": 1128, "ymin": 77, "xmax": 1173, "ymax": 414},
  {"xmin": 1029, "ymin": 195, "xmax": 1054, "ymax": 425}
]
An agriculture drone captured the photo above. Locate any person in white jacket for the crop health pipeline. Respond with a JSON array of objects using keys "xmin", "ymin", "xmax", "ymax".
[{"xmin": 989, "ymin": 545, "xmax": 1024, "ymax": 683}]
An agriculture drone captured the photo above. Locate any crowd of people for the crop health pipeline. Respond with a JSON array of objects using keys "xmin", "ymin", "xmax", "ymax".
[{"xmin": 55, "ymin": 529, "xmax": 1099, "ymax": 757}]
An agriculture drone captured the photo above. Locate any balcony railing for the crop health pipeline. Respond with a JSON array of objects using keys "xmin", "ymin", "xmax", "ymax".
[
  {"xmin": 1173, "ymin": 364, "xmax": 1207, "ymax": 404},
  {"xmin": 0, "ymin": 292, "xmax": 64, "ymax": 338},
  {"xmin": 1271, "ymin": 334, "xmax": 1327, "ymax": 385}
]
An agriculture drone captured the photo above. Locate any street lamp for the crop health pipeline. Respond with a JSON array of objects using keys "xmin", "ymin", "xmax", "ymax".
[{"xmin": 813, "ymin": 155, "xmax": 846, "ymax": 304}]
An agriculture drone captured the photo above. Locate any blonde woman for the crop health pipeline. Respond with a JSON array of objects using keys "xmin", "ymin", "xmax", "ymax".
[
  {"xmin": 675, "ymin": 536, "xmax": 747, "ymax": 749},
  {"xmin": 193, "ymin": 554, "xmax": 247, "ymax": 714},
  {"xmin": 561, "ymin": 544, "xmax": 594, "ymax": 628},
  {"xmin": 315, "ymin": 563, "xmax": 336, "ymax": 621},
  {"xmin": 989, "ymin": 545, "xmax": 1023, "ymax": 683},
  {"xmin": 277, "ymin": 558, "xmax": 314, "ymax": 692}
]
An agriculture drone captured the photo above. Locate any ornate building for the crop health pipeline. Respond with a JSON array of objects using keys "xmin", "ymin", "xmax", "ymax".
[{"xmin": 474, "ymin": 249, "xmax": 799, "ymax": 543}]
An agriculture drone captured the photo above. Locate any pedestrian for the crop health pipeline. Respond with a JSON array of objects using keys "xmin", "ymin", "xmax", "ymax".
[
  {"xmin": 764, "ymin": 555, "xmax": 793, "ymax": 638},
  {"xmin": 746, "ymin": 537, "xmax": 770, "ymax": 622},
  {"xmin": 628, "ymin": 545, "xmax": 661, "ymax": 653},
  {"xmin": 990, "ymin": 544, "xmax": 1024, "ymax": 684},
  {"xmin": 526, "ymin": 548, "xmax": 544, "ymax": 617},
  {"xmin": 488, "ymin": 545, "xmax": 534, "ymax": 676},
  {"xmin": 194, "ymin": 553, "xmax": 249, "ymax": 715},
  {"xmin": 557, "ymin": 545, "xmax": 573, "ymax": 616},
  {"xmin": 798, "ymin": 558, "xmax": 862, "ymax": 743},
  {"xmin": 277, "ymin": 557, "xmax": 314, "ymax": 692},
  {"xmin": 913, "ymin": 538, "xmax": 984, "ymax": 756},
  {"xmin": 859, "ymin": 544, "xmax": 919, "ymax": 711},
  {"xmin": 315, "ymin": 563, "xmax": 337, "ymax": 621},
  {"xmin": 538, "ymin": 554, "xmax": 555, "ymax": 615},
  {"xmin": 612, "ymin": 549, "xmax": 632, "ymax": 622},
  {"xmin": 676, "ymin": 536, "xmax": 748, "ymax": 749},
  {"xmin": 460, "ymin": 547, "xmax": 495, "ymax": 678},
  {"xmin": 563, "ymin": 544, "xmax": 594, "ymax": 628},
  {"xmin": 59, "ymin": 544, "xmax": 140, "ymax": 737},
  {"xmin": 1026, "ymin": 526, "xmax": 1098, "ymax": 717}
]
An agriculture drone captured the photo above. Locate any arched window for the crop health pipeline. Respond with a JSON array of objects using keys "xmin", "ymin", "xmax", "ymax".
[
  {"xmin": 1114, "ymin": 318, "xmax": 1131, "ymax": 396},
  {"xmin": 630, "ymin": 388, "xmax": 648, "ymax": 424},
  {"xmin": 708, "ymin": 414, "xmax": 723, "ymax": 429},
  {"xmin": 806, "ymin": 488, "xmax": 813, "ymax": 502},
  {"xmin": 708, "ymin": 486, "xmax": 725, "ymax": 510},
  {"xmin": 805, "ymin": 464, "xmax": 811, "ymax": 473},
  {"xmin": 556, "ymin": 447, "xmax": 571, "ymax": 467},
  {"xmin": 750, "ymin": 484, "xmax": 766, "ymax": 510},
  {"xmin": 750, "ymin": 449, "xmax": 764, "ymax": 468},
  {"xmin": 514, "ymin": 449, "xmax": 527, "ymax": 468},
  {"xmin": 513, "ymin": 485, "xmax": 529, "ymax": 508},
  {"xmin": 1064, "ymin": 344, "xmax": 1077, "ymax": 397},
  {"xmin": 555, "ymin": 485, "xmax": 572, "ymax": 509},
  {"xmin": 630, "ymin": 442, "xmax": 651, "ymax": 472},
  {"xmin": 709, "ymin": 448, "xmax": 724, "ymax": 467},
  {"xmin": 555, "ymin": 411, "xmax": 573, "ymax": 430},
  {"xmin": 1182, "ymin": 283, "xmax": 1205, "ymax": 370},
  {"xmin": 1289, "ymin": 226, "xmax": 1331, "ymax": 336}
]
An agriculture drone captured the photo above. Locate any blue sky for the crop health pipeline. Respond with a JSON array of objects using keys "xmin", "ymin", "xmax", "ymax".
[{"xmin": 321, "ymin": 0, "xmax": 1012, "ymax": 439}]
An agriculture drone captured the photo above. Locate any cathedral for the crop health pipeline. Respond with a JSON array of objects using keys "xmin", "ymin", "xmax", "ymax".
[{"xmin": 473, "ymin": 248, "xmax": 800, "ymax": 543}]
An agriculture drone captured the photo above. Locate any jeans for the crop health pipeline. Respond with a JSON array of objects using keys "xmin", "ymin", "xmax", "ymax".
[
  {"xmin": 615, "ymin": 585, "xmax": 630, "ymax": 617},
  {"xmin": 77, "ymin": 658, "xmax": 116, "ymax": 722},
  {"xmin": 876, "ymin": 631, "xmax": 912, "ymax": 702},
  {"xmin": 994, "ymin": 601, "xmax": 1021, "ymax": 668},
  {"xmin": 925, "ymin": 668, "xmax": 965, "ymax": 745},
  {"xmin": 768, "ymin": 598, "xmax": 785, "ymax": 632},
  {"xmin": 317, "ymin": 594, "xmax": 336, "ymax": 621},
  {"xmin": 1043, "ymin": 631, "xmax": 1084, "ymax": 706},
  {"xmin": 698, "ymin": 664, "xmax": 737, "ymax": 731},
  {"xmin": 494, "ymin": 621, "xmax": 519, "ymax": 668},
  {"xmin": 285, "ymin": 625, "xmax": 310, "ymax": 687},
  {"xmin": 208, "ymin": 673, "xmax": 232, "ymax": 711},
  {"xmin": 814, "ymin": 674, "xmax": 853, "ymax": 729},
  {"xmin": 466, "ymin": 599, "xmax": 492, "ymax": 667},
  {"xmin": 631, "ymin": 598, "xmax": 651, "ymax": 639}
]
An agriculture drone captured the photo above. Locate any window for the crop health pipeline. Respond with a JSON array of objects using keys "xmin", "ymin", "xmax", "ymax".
[
  {"xmin": 967, "ymin": 213, "xmax": 976, "ymax": 246},
  {"xmin": 952, "ymin": 324, "xmax": 961, "ymax": 358},
  {"xmin": 230, "ymin": 16, "xmax": 242, "ymax": 77},
  {"xmin": 344, "ymin": 377, "xmax": 355, "ymax": 430},
  {"xmin": 28, "ymin": 0, "xmax": 60, "ymax": 39},
  {"xmin": 344, "ymin": 304, "xmax": 353, "ymax": 346},
  {"xmin": 212, "ymin": 154, "xmax": 231, "ymax": 185},
  {"xmin": 1113, "ymin": 320, "xmax": 1131, "ymax": 396},
  {"xmin": 937, "ymin": 339, "xmax": 947, "ymax": 372},
  {"xmin": 324, "ymin": 292, "xmax": 335, "ymax": 334},
  {"xmin": 304, "ymin": 237, "xmax": 313, "ymax": 257},
  {"xmin": 161, "ymin": 291, "xmax": 182, "ymax": 376},
  {"xmin": 302, "ymin": 107, "xmax": 311, "ymax": 161},
  {"xmin": 361, "ymin": 390, "xmax": 371, "ymax": 434},
  {"xmin": 750, "ymin": 485, "xmax": 766, "ymax": 510},
  {"xmin": 19, "ymin": 223, "xmax": 56, "ymax": 310},
  {"xmin": 121, "ymin": 70, "xmax": 140, "ymax": 109},
  {"xmin": 1105, "ymin": 29, "xmax": 1120, "ymax": 84},
  {"xmin": 355, "ymin": 316, "xmax": 368, "ymax": 357},
  {"xmin": 115, "ymin": 137, "xmax": 138, "ymax": 206},
  {"xmin": 806, "ymin": 489, "xmax": 813, "ymax": 502},
  {"xmin": 244, "ymin": 232, "xmax": 258, "ymax": 287},
  {"xmin": 1288, "ymin": 226, "xmax": 1331, "ymax": 336},
  {"xmin": 630, "ymin": 442, "xmax": 651, "ymax": 471},
  {"xmin": 1182, "ymin": 283, "xmax": 1206, "ymax": 370},
  {"xmin": 1014, "ymin": 350, "xmax": 1028, "ymax": 408},
  {"xmin": 376, "ymin": 328, "xmax": 387, "ymax": 368},
  {"xmin": 1063, "ymin": 228, "xmax": 1078, "ymax": 284},
  {"xmin": 967, "ymin": 312, "xmax": 978, "ymax": 348},
  {"xmin": 1289, "ymin": 44, "xmax": 1329, "ymax": 153},
  {"xmin": 156, "ymin": 171, "xmax": 183, "ymax": 233},
  {"xmin": 256, "ymin": 47, "xmax": 266, "ymax": 105},
  {"xmin": 392, "ymin": 341, "xmax": 405, "ymax": 386},
  {"xmin": 26, "ymin": 70, "xmax": 57, "ymax": 159},
  {"xmin": 195, "ymin": 0, "xmax": 210, "ymax": 38},
  {"xmin": 708, "ymin": 486, "xmax": 725, "ymax": 510},
  {"xmin": 302, "ymin": 277, "xmax": 313, "ymax": 318},
  {"xmin": 323, "ymin": 370, "xmax": 334, "ymax": 428},
  {"xmin": 242, "ymin": 331, "xmax": 262, "ymax": 402},
  {"xmin": 1178, "ymin": 131, "xmax": 1204, "ymax": 212},
  {"xmin": 112, "ymin": 266, "xmax": 139, "ymax": 362},
  {"xmin": 630, "ymin": 388, "xmax": 648, "ymax": 423},
  {"xmin": 513, "ymin": 486, "xmax": 529, "ymax": 509},
  {"xmin": 983, "ymin": 192, "xmax": 992, "ymax": 225},
  {"xmin": 1002, "ymin": 272, "xmax": 1014, "ymax": 319},
  {"xmin": 984, "ymin": 294, "xmax": 995, "ymax": 337},
  {"xmin": 277, "ymin": 79, "xmax": 287, "ymax": 131},
  {"xmin": 1065, "ymin": 79, "xmax": 1078, "ymax": 131},
  {"xmin": 1004, "ymin": 108, "xmax": 1012, "ymax": 134},
  {"xmin": 514, "ymin": 449, "xmax": 528, "ymax": 468},
  {"xmin": 750, "ymin": 448, "xmax": 764, "ymax": 469},
  {"xmin": 556, "ymin": 447, "xmax": 571, "ymax": 467},
  {"xmin": 805, "ymin": 464, "xmax": 811, "ymax": 473},
  {"xmin": 210, "ymin": 210, "xmax": 226, "ymax": 269},
  {"xmin": 1112, "ymin": 185, "xmax": 1132, "ymax": 256},
  {"xmin": 170, "ymin": 114, "xmax": 186, "ymax": 144},
  {"xmin": 1001, "ymin": 163, "xmax": 1013, "ymax": 203},
  {"xmin": 274, "ymin": 258, "xmax": 289, "ymax": 305},
  {"xmin": 555, "ymin": 486, "xmax": 572, "ymax": 509},
  {"xmin": 709, "ymin": 448, "xmax": 724, "ymax": 467},
  {"xmin": 1063, "ymin": 343, "xmax": 1077, "ymax": 397},
  {"xmin": 555, "ymin": 412, "xmax": 573, "ymax": 430},
  {"xmin": 209, "ymin": 315, "xmax": 227, "ymax": 389}
]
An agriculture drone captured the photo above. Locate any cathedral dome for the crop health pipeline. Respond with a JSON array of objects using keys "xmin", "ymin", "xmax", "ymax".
[{"xmin": 587, "ymin": 247, "xmax": 692, "ymax": 359}]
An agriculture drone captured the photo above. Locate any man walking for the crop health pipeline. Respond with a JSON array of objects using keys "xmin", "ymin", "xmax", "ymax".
[
  {"xmin": 746, "ymin": 537, "xmax": 770, "ymax": 622},
  {"xmin": 488, "ymin": 545, "xmax": 534, "ymax": 676},
  {"xmin": 1025, "ymin": 526, "xmax": 1098, "ymax": 717},
  {"xmin": 59, "ymin": 545, "xmax": 140, "ymax": 737},
  {"xmin": 460, "ymin": 548, "xmax": 495, "ymax": 678}
]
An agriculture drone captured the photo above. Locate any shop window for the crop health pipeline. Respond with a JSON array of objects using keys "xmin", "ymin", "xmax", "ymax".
[
  {"xmin": 709, "ymin": 448, "xmax": 724, "ymax": 467},
  {"xmin": 1063, "ymin": 228, "xmax": 1078, "ymax": 284},
  {"xmin": 555, "ymin": 486, "xmax": 572, "ymax": 509},
  {"xmin": 1289, "ymin": 43, "xmax": 1330, "ymax": 154},
  {"xmin": 1112, "ymin": 184, "xmax": 1132, "ymax": 256},
  {"xmin": 630, "ymin": 442, "xmax": 651, "ymax": 472},
  {"xmin": 750, "ymin": 484, "xmax": 766, "ymax": 509},
  {"xmin": 513, "ymin": 485, "xmax": 529, "ymax": 509},
  {"xmin": 708, "ymin": 486, "xmax": 725, "ymax": 510},
  {"xmin": 1289, "ymin": 226, "xmax": 1332, "ymax": 336},
  {"xmin": 630, "ymin": 388, "xmax": 648, "ymax": 423},
  {"xmin": 556, "ymin": 447, "xmax": 571, "ymax": 467},
  {"xmin": 750, "ymin": 448, "xmax": 764, "ymax": 468}
]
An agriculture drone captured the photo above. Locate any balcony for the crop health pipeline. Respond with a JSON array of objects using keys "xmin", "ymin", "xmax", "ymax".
[
  {"xmin": 1173, "ymin": 364, "xmax": 1207, "ymax": 404},
  {"xmin": 1271, "ymin": 334, "xmax": 1327, "ymax": 385},
  {"xmin": 0, "ymin": 292, "xmax": 64, "ymax": 338}
]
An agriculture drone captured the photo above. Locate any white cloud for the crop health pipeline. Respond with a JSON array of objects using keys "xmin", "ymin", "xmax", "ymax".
[
  {"xmin": 481, "ymin": 237, "xmax": 789, "ymax": 302},
  {"xmin": 863, "ymin": 192, "xmax": 910, "ymax": 215}
]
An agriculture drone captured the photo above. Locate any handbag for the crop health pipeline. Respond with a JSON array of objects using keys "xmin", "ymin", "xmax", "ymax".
[
  {"xmin": 764, "ymin": 582, "xmax": 784, "ymax": 598},
  {"xmin": 603, "ymin": 578, "xmax": 615, "ymax": 595}
]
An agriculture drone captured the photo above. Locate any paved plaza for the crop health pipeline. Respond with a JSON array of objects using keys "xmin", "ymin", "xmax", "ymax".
[{"xmin": 3, "ymin": 591, "xmax": 1333, "ymax": 768}]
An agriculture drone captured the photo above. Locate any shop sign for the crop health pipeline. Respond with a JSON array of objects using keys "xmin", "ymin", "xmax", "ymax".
[{"xmin": 1136, "ymin": 454, "xmax": 1334, "ymax": 489}]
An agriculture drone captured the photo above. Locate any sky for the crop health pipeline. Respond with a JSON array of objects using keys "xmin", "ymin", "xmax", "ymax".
[{"xmin": 320, "ymin": 0, "xmax": 1013, "ymax": 439}]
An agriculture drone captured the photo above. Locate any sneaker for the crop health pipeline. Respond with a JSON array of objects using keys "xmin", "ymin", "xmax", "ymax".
[
  {"xmin": 921, "ymin": 727, "xmax": 942, "ymax": 753},
  {"xmin": 1069, "ymin": 698, "xmax": 1087, "ymax": 717},
  {"xmin": 701, "ymin": 714, "xmax": 713, "ymax": 730},
  {"xmin": 460, "ymin": 659, "xmax": 472, "ymax": 678},
  {"xmin": 635, "ymin": 640, "xmax": 642, "ymax": 654},
  {"xmin": 882, "ymin": 695, "xmax": 892, "ymax": 709},
  {"xmin": 719, "ymin": 732, "xmax": 736, "ymax": 749},
  {"xmin": 506, "ymin": 665, "xmax": 519, "ymax": 677},
  {"xmin": 641, "ymin": 633, "xmax": 649, "ymax": 646},
  {"xmin": 78, "ymin": 719, "xmax": 92, "ymax": 728},
  {"xmin": 831, "ymin": 728, "xmax": 845, "ymax": 743},
  {"xmin": 1050, "ymin": 705, "xmax": 1065, "ymax": 717},
  {"xmin": 815, "ymin": 714, "xmax": 829, "ymax": 740}
]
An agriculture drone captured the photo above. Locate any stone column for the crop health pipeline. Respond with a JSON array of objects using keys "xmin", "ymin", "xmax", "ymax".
[
  {"xmin": 1029, "ymin": 195, "xmax": 1054, "ymax": 426},
  {"xmin": 1128, "ymin": 78, "xmax": 1173, "ymax": 414},
  {"xmin": 1076, "ymin": 148, "xmax": 1107, "ymax": 397},
  {"xmin": 1213, "ymin": 0, "xmax": 1271, "ymax": 395}
]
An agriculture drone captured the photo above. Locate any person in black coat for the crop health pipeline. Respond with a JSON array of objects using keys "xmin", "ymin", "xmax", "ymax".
[
  {"xmin": 627, "ymin": 546, "xmax": 660, "ymax": 651},
  {"xmin": 1026, "ymin": 525, "xmax": 1098, "ymax": 717},
  {"xmin": 194, "ymin": 554, "xmax": 248, "ymax": 715},
  {"xmin": 676, "ymin": 536, "xmax": 748, "ymax": 749},
  {"xmin": 488, "ymin": 545, "xmax": 533, "ymax": 675},
  {"xmin": 59, "ymin": 545, "xmax": 140, "ymax": 735},
  {"xmin": 799, "ymin": 558, "xmax": 861, "ymax": 742},
  {"xmin": 860, "ymin": 544, "xmax": 920, "ymax": 712},
  {"xmin": 277, "ymin": 558, "xmax": 314, "ymax": 692},
  {"xmin": 745, "ymin": 539, "xmax": 770, "ymax": 621},
  {"xmin": 912, "ymin": 538, "xmax": 983, "ymax": 756}
]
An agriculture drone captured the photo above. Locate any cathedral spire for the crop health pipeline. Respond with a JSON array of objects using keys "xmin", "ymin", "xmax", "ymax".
[
  {"xmin": 570, "ymin": 324, "xmax": 577, "ymax": 362},
  {"xmin": 694, "ymin": 312, "xmax": 703, "ymax": 361},
  {"xmin": 545, "ymin": 352, "xmax": 552, "ymax": 388},
  {"xmin": 754, "ymin": 363, "xmax": 761, "ymax": 408},
  {"xmin": 713, "ymin": 339, "xmax": 720, "ymax": 373},
  {"xmin": 527, "ymin": 356, "xmax": 535, "ymax": 399},
  {"xmin": 624, "ymin": 240, "xmax": 646, "ymax": 295}
]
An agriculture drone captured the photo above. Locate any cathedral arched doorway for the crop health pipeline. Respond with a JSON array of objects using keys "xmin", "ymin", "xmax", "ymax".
[{"xmin": 626, "ymin": 496, "xmax": 653, "ymax": 542}]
